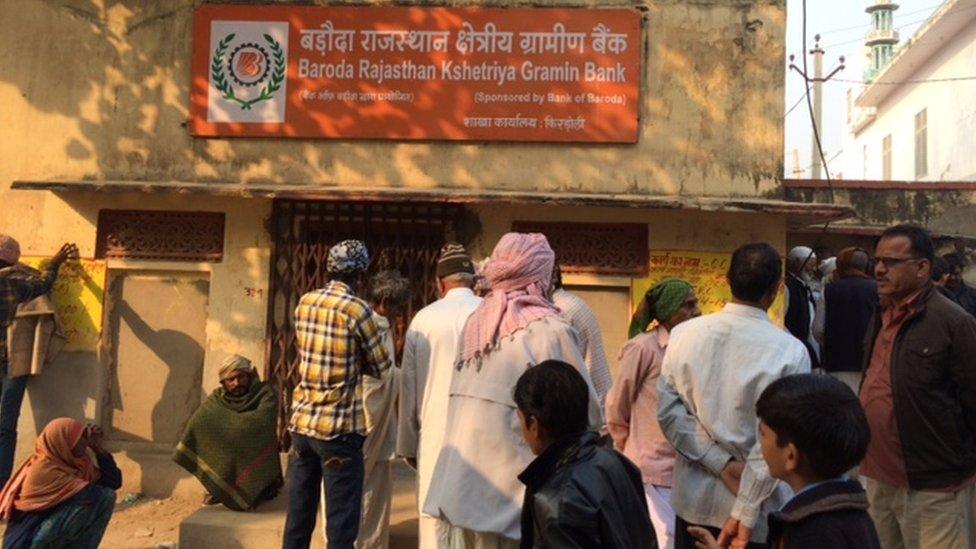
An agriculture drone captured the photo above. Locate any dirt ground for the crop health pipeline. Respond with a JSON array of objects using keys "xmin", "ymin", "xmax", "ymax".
[{"xmin": 100, "ymin": 496, "xmax": 196, "ymax": 549}]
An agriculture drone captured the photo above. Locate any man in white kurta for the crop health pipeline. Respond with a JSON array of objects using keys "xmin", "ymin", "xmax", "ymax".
[
  {"xmin": 423, "ymin": 233, "xmax": 604, "ymax": 547},
  {"xmin": 397, "ymin": 244, "xmax": 483, "ymax": 549}
]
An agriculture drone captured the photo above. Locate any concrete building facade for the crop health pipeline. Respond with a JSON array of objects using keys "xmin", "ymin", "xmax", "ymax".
[
  {"xmin": 1, "ymin": 0, "xmax": 843, "ymax": 499},
  {"xmin": 843, "ymin": 0, "xmax": 976, "ymax": 182}
]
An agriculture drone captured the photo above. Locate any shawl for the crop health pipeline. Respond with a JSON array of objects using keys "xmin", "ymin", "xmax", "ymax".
[
  {"xmin": 173, "ymin": 379, "xmax": 282, "ymax": 510},
  {"xmin": 460, "ymin": 233, "xmax": 559, "ymax": 361},
  {"xmin": 0, "ymin": 417, "xmax": 98, "ymax": 519},
  {"xmin": 628, "ymin": 278, "xmax": 693, "ymax": 338}
]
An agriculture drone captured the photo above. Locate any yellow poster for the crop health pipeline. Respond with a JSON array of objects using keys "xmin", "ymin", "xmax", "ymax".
[
  {"xmin": 631, "ymin": 250, "xmax": 784, "ymax": 326},
  {"xmin": 20, "ymin": 257, "xmax": 107, "ymax": 351}
]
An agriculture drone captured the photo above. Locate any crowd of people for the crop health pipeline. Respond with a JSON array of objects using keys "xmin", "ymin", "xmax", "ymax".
[{"xmin": 0, "ymin": 221, "xmax": 974, "ymax": 549}]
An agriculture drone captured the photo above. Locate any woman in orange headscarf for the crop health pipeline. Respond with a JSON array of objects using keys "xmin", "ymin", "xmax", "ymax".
[{"xmin": 0, "ymin": 417, "xmax": 122, "ymax": 549}]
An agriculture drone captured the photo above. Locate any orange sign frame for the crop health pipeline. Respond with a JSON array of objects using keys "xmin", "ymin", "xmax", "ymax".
[{"xmin": 190, "ymin": 5, "xmax": 642, "ymax": 143}]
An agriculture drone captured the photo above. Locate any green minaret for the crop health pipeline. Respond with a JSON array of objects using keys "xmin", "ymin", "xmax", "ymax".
[{"xmin": 864, "ymin": 0, "xmax": 900, "ymax": 81}]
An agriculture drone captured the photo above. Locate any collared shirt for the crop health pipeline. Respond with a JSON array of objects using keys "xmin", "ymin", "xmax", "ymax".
[
  {"xmin": 396, "ymin": 287, "xmax": 482, "ymax": 508},
  {"xmin": 659, "ymin": 303, "xmax": 810, "ymax": 541},
  {"xmin": 860, "ymin": 288, "xmax": 925, "ymax": 488},
  {"xmin": 289, "ymin": 281, "xmax": 392, "ymax": 441},
  {"xmin": 0, "ymin": 265, "xmax": 59, "ymax": 373},
  {"xmin": 606, "ymin": 325, "xmax": 676, "ymax": 486},
  {"xmin": 552, "ymin": 288, "xmax": 613, "ymax": 408}
]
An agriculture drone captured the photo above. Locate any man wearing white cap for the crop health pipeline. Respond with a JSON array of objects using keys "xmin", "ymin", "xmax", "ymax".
[{"xmin": 785, "ymin": 246, "xmax": 821, "ymax": 369}]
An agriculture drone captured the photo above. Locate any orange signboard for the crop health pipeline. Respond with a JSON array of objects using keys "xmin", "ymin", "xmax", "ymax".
[{"xmin": 190, "ymin": 5, "xmax": 642, "ymax": 142}]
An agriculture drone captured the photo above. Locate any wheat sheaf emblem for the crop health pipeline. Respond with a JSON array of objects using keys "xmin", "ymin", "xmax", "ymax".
[{"xmin": 211, "ymin": 33, "xmax": 285, "ymax": 110}]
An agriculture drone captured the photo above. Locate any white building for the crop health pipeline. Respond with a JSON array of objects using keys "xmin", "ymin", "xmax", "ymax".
[{"xmin": 842, "ymin": 0, "xmax": 976, "ymax": 181}]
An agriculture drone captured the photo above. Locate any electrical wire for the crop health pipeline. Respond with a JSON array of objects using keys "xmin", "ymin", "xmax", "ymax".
[
  {"xmin": 784, "ymin": 94, "xmax": 806, "ymax": 118},
  {"xmin": 820, "ymin": 3, "xmax": 976, "ymax": 50},
  {"xmin": 798, "ymin": 0, "xmax": 838, "ymax": 258},
  {"xmin": 833, "ymin": 74, "xmax": 976, "ymax": 85},
  {"xmin": 802, "ymin": 0, "xmax": 835, "ymax": 204},
  {"xmin": 812, "ymin": 2, "xmax": 943, "ymax": 37}
]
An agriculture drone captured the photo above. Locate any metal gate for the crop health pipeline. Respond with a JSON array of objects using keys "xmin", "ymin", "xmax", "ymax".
[{"xmin": 266, "ymin": 199, "xmax": 465, "ymax": 443}]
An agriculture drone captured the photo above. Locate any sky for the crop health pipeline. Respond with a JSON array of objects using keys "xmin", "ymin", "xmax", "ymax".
[{"xmin": 784, "ymin": 0, "xmax": 941, "ymax": 178}]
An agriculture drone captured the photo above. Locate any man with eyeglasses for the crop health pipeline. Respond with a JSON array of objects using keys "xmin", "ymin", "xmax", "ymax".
[{"xmin": 860, "ymin": 224, "xmax": 976, "ymax": 549}]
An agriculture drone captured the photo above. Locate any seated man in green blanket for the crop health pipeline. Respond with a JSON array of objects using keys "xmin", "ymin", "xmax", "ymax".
[{"xmin": 174, "ymin": 354, "xmax": 283, "ymax": 510}]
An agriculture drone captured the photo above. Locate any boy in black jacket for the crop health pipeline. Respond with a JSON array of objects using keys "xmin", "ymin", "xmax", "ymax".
[
  {"xmin": 690, "ymin": 374, "xmax": 881, "ymax": 549},
  {"xmin": 515, "ymin": 360, "xmax": 657, "ymax": 549}
]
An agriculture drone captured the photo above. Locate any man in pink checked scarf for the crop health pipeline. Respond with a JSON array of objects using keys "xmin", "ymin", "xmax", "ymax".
[{"xmin": 422, "ymin": 233, "xmax": 605, "ymax": 548}]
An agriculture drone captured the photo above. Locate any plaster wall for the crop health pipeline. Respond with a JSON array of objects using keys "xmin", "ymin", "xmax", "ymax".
[
  {"xmin": 1, "ymin": 0, "xmax": 787, "ymax": 244},
  {"xmin": 842, "ymin": 17, "xmax": 976, "ymax": 181}
]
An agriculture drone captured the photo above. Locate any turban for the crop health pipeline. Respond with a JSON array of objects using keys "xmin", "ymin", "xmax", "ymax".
[
  {"xmin": 460, "ymin": 233, "xmax": 559, "ymax": 362},
  {"xmin": 0, "ymin": 235, "xmax": 21, "ymax": 266},
  {"xmin": 218, "ymin": 354, "xmax": 256, "ymax": 381},
  {"xmin": 327, "ymin": 240, "xmax": 370, "ymax": 275},
  {"xmin": 628, "ymin": 278, "xmax": 694, "ymax": 338},
  {"xmin": 436, "ymin": 243, "xmax": 474, "ymax": 278},
  {"xmin": 788, "ymin": 246, "xmax": 815, "ymax": 268}
]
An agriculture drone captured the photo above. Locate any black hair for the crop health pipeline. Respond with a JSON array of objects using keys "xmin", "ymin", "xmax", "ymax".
[
  {"xmin": 513, "ymin": 360, "xmax": 589, "ymax": 440},
  {"xmin": 756, "ymin": 374, "xmax": 870, "ymax": 480},
  {"xmin": 943, "ymin": 252, "xmax": 965, "ymax": 272},
  {"xmin": 932, "ymin": 256, "xmax": 949, "ymax": 281},
  {"xmin": 551, "ymin": 261, "xmax": 564, "ymax": 290},
  {"xmin": 727, "ymin": 243, "xmax": 782, "ymax": 302},
  {"xmin": 368, "ymin": 269, "xmax": 411, "ymax": 310},
  {"xmin": 329, "ymin": 270, "xmax": 363, "ymax": 287},
  {"xmin": 879, "ymin": 224, "xmax": 935, "ymax": 263}
]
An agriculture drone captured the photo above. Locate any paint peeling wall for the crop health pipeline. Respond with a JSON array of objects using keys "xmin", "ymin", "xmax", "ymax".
[{"xmin": 0, "ymin": 0, "xmax": 786, "ymax": 212}]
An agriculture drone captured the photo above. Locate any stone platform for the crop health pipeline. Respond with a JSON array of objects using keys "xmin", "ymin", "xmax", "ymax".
[{"xmin": 179, "ymin": 461, "xmax": 419, "ymax": 548}]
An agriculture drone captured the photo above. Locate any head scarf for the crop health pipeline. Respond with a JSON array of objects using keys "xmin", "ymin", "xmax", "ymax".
[
  {"xmin": 820, "ymin": 257, "xmax": 838, "ymax": 285},
  {"xmin": 0, "ymin": 235, "xmax": 21, "ymax": 265},
  {"xmin": 218, "ymin": 354, "xmax": 256, "ymax": 382},
  {"xmin": 0, "ymin": 417, "xmax": 99, "ymax": 519},
  {"xmin": 460, "ymin": 233, "xmax": 559, "ymax": 362},
  {"xmin": 788, "ymin": 246, "xmax": 815, "ymax": 269},
  {"xmin": 836, "ymin": 247, "xmax": 872, "ymax": 279},
  {"xmin": 327, "ymin": 240, "xmax": 370, "ymax": 275},
  {"xmin": 628, "ymin": 278, "xmax": 694, "ymax": 338}
]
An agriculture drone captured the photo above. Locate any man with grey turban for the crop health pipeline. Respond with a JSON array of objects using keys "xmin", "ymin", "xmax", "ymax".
[
  {"xmin": 608, "ymin": 278, "xmax": 700, "ymax": 549},
  {"xmin": 174, "ymin": 354, "xmax": 282, "ymax": 510}
]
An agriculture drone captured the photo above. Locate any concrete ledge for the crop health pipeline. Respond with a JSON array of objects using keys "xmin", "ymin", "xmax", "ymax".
[{"xmin": 179, "ymin": 461, "xmax": 419, "ymax": 549}]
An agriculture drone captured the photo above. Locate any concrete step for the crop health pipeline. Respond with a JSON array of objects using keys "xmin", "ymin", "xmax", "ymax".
[
  {"xmin": 111, "ymin": 447, "xmax": 205, "ymax": 501},
  {"xmin": 179, "ymin": 461, "xmax": 419, "ymax": 549}
]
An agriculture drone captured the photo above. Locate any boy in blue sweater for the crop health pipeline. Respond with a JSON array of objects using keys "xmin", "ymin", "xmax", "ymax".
[{"xmin": 690, "ymin": 374, "xmax": 881, "ymax": 549}]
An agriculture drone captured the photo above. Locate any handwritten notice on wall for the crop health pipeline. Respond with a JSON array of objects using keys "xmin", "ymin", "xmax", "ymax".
[
  {"xmin": 20, "ymin": 258, "xmax": 106, "ymax": 351},
  {"xmin": 190, "ymin": 5, "xmax": 641, "ymax": 142},
  {"xmin": 631, "ymin": 250, "xmax": 785, "ymax": 327}
]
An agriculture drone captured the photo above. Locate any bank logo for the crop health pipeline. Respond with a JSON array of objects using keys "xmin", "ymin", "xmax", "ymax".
[{"xmin": 207, "ymin": 21, "xmax": 288, "ymax": 123}]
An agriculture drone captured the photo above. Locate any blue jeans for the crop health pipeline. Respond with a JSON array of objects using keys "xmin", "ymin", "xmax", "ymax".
[
  {"xmin": 283, "ymin": 433, "xmax": 365, "ymax": 549},
  {"xmin": 0, "ymin": 376, "xmax": 28, "ymax": 488}
]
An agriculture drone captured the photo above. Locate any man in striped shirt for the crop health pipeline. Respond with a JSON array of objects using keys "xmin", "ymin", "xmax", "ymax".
[{"xmin": 283, "ymin": 240, "xmax": 393, "ymax": 549}]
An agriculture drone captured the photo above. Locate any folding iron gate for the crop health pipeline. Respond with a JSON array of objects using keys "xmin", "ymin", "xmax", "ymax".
[{"xmin": 266, "ymin": 200, "xmax": 465, "ymax": 444}]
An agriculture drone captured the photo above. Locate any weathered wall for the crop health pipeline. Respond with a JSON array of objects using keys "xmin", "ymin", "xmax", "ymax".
[
  {"xmin": 0, "ymin": 0, "xmax": 786, "ymax": 235},
  {"xmin": 471, "ymin": 203, "xmax": 788, "ymax": 373},
  {"xmin": 13, "ymin": 192, "xmax": 271, "ymax": 492}
]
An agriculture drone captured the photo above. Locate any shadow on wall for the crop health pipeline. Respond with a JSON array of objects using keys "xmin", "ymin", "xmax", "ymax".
[
  {"xmin": 0, "ymin": 1, "xmax": 786, "ymax": 200},
  {"xmin": 106, "ymin": 274, "xmax": 208, "ymax": 497}
]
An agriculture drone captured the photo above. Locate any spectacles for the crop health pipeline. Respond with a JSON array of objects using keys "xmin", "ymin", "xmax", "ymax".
[{"xmin": 876, "ymin": 256, "xmax": 922, "ymax": 269}]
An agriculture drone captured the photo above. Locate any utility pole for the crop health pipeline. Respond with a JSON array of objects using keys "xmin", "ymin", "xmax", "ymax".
[
  {"xmin": 792, "ymin": 149, "xmax": 803, "ymax": 177},
  {"xmin": 810, "ymin": 36, "xmax": 825, "ymax": 180},
  {"xmin": 789, "ymin": 38, "xmax": 844, "ymax": 189}
]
